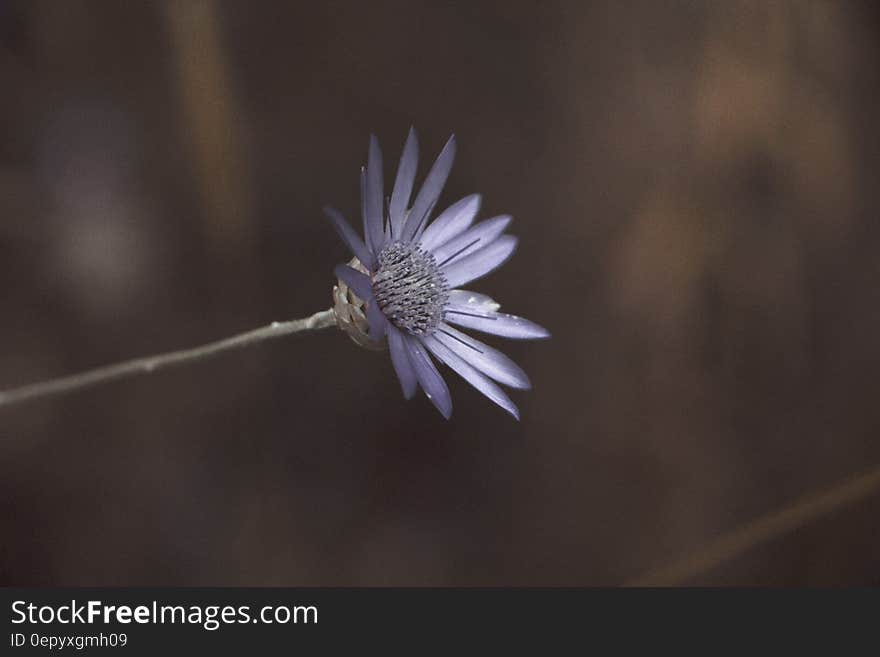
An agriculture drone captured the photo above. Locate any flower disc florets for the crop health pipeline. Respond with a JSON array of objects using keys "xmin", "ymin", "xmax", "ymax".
[{"xmin": 372, "ymin": 241, "xmax": 448, "ymax": 335}]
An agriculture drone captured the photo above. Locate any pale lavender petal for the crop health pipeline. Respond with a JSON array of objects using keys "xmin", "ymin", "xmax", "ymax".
[
  {"xmin": 333, "ymin": 264, "xmax": 373, "ymax": 301},
  {"xmin": 404, "ymin": 334, "xmax": 453, "ymax": 418},
  {"xmin": 447, "ymin": 289, "xmax": 501, "ymax": 312},
  {"xmin": 418, "ymin": 194, "xmax": 481, "ymax": 252},
  {"xmin": 423, "ymin": 335, "xmax": 519, "ymax": 420},
  {"xmin": 367, "ymin": 299, "xmax": 387, "ymax": 342},
  {"xmin": 324, "ymin": 206, "xmax": 374, "ymax": 270},
  {"xmin": 387, "ymin": 325, "xmax": 417, "ymax": 399},
  {"xmin": 402, "ymin": 135, "xmax": 457, "ymax": 242},
  {"xmin": 444, "ymin": 307, "xmax": 550, "ymax": 339},
  {"xmin": 389, "ymin": 127, "xmax": 418, "ymax": 239},
  {"xmin": 433, "ymin": 323, "xmax": 531, "ymax": 389},
  {"xmin": 441, "ymin": 235, "xmax": 518, "ymax": 288},
  {"xmin": 431, "ymin": 215, "xmax": 512, "ymax": 267},
  {"xmin": 363, "ymin": 135, "xmax": 385, "ymax": 253}
]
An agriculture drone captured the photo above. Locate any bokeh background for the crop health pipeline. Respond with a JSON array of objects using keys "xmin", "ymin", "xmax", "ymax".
[{"xmin": 2, "ymin": 0, "xmax": 879, "ymax": 586}]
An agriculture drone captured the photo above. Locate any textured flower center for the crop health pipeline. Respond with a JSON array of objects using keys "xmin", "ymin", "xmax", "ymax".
[{"xmin": 372, "ymin": 241, "xmax": 449, "ymax": 335}]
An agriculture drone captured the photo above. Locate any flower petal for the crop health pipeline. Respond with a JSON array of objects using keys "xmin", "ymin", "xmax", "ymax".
[
  {"xmin": 441, "ymin": 235, "xmax": 518, "ymax": 288},
  {"xmin": 402, "ymin": 135, "xmax": 457, "ymax": 242},
  {"xmin": 431, "ymin": 215, "xmax": 512, "ymax": 267},
  {"xmin": 418, "ymin": 194, "xmax": 481, "ymax": 252},
  {"xmin": 433, "ymin": 323, "xmax": 531, "ymax": 389},
  {"xmin": 387, "ymin": 325, "xmax": 417, "ymax": 399},
  {"xmin": 324, "ymin": 206, "xmax": 374, "ymax": 270},
  {"xmin": 364, "ymin": 135, "xmax": 385, "ymax": 253},
  {"xmin": 404, "ymin": 334, "xmax": 453, "ymax": 419},
  {"xmin": 444, "ymin": 307, "xmax": 550, "ymax": 339},
  {"xmin": 447, "ymin": 289, "xmax": 501, "ymax": 312},
  {"xmin": 367, "ymin": 299, "xmax": 387, "ymax": 342},
  {"xmin": 389, "ymin": 127, "xmax": 419, "ymax": 240},
  {"xmin": 333, "ymin": 264, "xmax": 373, "ymax": 302},
  {"xmin": 423, "ymin": 335, "xmax": 519, "ymax": 420}
]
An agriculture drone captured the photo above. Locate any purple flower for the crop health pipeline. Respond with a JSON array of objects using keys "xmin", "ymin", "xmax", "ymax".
[{"xmin": 325, "ymin": 129, "xmax": 549, "ymax": 419}]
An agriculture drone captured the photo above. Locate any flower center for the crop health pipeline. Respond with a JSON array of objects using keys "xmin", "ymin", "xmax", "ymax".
[{"xmin": 372, "ymin": 241, "xmax": 449, "ymax": 335}]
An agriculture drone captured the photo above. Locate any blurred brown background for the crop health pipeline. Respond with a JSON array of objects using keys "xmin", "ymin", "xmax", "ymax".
[{"xmin": 1, "ymin": 0, "xmax": 879, "ymax": 586}]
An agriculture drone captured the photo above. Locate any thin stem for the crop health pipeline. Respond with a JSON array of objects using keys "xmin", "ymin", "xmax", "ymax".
[
  {"xmin": 628, "ymin": 462, "xmax": 880, "ymax": 586},
  {"xmin": 0, "ymin": 309, "xmax": 337, "ymax": 409}
]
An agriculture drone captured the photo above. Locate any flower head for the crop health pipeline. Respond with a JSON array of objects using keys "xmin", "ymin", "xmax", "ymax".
[{"xmin": 325, "ymin": 129, "xmax": 549, "ymax": 419}]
